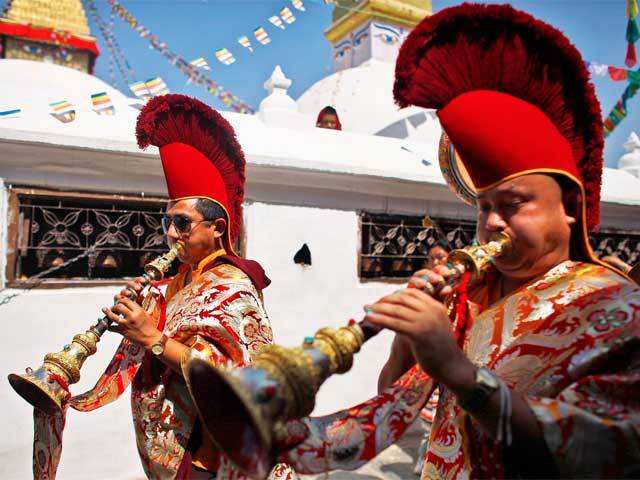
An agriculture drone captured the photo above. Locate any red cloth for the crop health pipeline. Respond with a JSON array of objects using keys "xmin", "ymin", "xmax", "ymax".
[
  {"xmin": 207, "ymin": 255, "xmax": 271, "ymax": 290},
  {"xmin": 0, "ymin": 20, "xmax": 99, "ymax": 56}
]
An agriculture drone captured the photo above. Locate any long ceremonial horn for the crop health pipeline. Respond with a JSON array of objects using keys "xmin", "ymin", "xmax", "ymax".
[
  {"xmin": 8, "ymin": 243, "xmax": 184, "ymax": 415},
  {"xmin": 184, "ymin": 232, "xmax": 512, "ymax": 479}
]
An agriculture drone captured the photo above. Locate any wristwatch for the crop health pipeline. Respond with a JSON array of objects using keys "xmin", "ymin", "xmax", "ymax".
[
  {"xmin": 457, "ymin": 366, "xmax": 500, "ymax": 413},
  {"xmin": 149, "ymin": 333, "xmax": 169, "ymax": 356}
]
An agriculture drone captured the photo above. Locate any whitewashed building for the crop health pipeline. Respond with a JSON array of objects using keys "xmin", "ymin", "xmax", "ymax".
[{"xmin": 2, "ymin": 1, "xmax": 640, "ymax": 479}]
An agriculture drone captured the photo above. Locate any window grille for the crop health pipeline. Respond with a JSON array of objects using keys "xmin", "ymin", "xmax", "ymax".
[
  {"xmin": 359, "ymin": 212, "xmax": 476, "ymax": 280},
  {"xmin": 8, "ymin": 188, "xmax": 174, "ymax": 286},
  {"xmin": 359, "ymin": 212, "xmax": 640, "ymax": 280},
  {"xmin": 590, "ymin": 230, "xmax": 640, "ymax": 265}
]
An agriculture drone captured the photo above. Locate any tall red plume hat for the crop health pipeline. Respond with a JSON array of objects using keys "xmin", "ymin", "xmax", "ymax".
[
  {"xmin": 394, "ymin": 3, "xmax": 605, "ymax": 263},
  {"xmin": 136, "ymin": 94, "xmax": 245, "ymax": 255}
]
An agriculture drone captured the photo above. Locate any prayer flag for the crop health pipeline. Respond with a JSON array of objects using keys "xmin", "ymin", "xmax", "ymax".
[
  {"xmin": 292, "ymin": 0, "xmax": 305, "ymax": 11},
  {"xmin": 608, "ymin": 66, "xmax": 629, "ymax": 81},
  {"xmin": 214, "ymin": 48, "xmax": 236, "ymax": 65},
  {"xmin": 49, "ymin": 100, "xmax": 76, "ymax": 122},
  {"xmin": 627, "ymin": 0, "xmax": 640, "ymax": 67},
  {"xmin": 189, "ymin": 57, "xmax": 210, "ymax": 70},
  {"xmin": 91, "ymin": 92, "xmax": 116, "ymax": 115},
  {"xmin": 269, "ymin": 15, "xmax": 285, "ymax": 30},
  {"xmin": 145, "ymin": 77, "xmax": 170, "ymax": 96},
  {"xmin": 585, "ymin": 61, "xmax": 609, "ymax": 77},
  {"xmin": 0, "ymin": 108, "xmax": 21, "ymax": 118},
  {"xmin": 238, "ymin": 35, "xmax": 254, "ymax": 52},
  {"xmin": 130, "ymin": 81, "xmax": 151, "ymax": 99},
  {"xmin": 254, "ymin": 27, "xmax": 271, "ymax": 45},
  {"xmin": 280, "ymin": 7, "xmax": 296, "ymax": 24}
]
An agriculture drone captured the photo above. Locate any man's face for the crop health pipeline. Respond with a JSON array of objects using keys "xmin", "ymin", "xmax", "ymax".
[
  {"xmin": 165, "ymin": 199, "xmax": 222, "ymax": 266},
  {"xmin": 476, "ymin": 174, "xmax": 575, "ymax": 281},
  {"xmin": 427, "ymin": 245, "xmax": 448, "ymax": 269},
  {"xmin": 317, "ymin": 113, "xmax": 339, "ymax": 130}
]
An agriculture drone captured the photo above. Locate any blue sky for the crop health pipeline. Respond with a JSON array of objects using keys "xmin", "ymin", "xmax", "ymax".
[{"xmin": 89, "ymin": 0, "xmax": 637, "ymax": 166}]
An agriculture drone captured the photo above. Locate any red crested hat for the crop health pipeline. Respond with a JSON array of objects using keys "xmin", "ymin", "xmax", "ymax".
[
  {"xmin": 394, "ymin": 3, "xmax": 605, "ymax": 263},
  {"xmin": 136, "ymin": 94, "xmax": 245, "ymax": 255}
]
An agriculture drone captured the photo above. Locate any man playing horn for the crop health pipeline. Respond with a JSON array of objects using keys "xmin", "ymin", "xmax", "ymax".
[
  {"xmin": 277, "ymin": 5, "xmax": 640, "ymax": 478},
  {"xmin": 34, "ymin": 95, "xmax": 294, "ymax": 479}
]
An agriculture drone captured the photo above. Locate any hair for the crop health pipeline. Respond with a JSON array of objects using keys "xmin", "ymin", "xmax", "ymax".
[
  {"xmin": 393, "ymin": 3, "xmax": 603, "ymax": 230},
  {"xmin": 194, "ymin": 198, "xmax": 228, "ymax": 232},
  {"xmin": 429, "ymin": 240, "xmax": 450, "ymax": 252},
  {"xmin": 320, "ymin": 106, "xmax": 338, "ymax": 116}
]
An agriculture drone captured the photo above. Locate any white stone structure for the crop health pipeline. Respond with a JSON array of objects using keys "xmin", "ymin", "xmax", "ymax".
[{"xmin": 619, "ymin": 131, "xmax": 640, "ymax": 178}]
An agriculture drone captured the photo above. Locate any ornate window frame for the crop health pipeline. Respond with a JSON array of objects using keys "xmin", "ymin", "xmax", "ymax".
[
  {"xmin": 358, "ymin": 211, "xmax": 477, "ymax": 282},
  {"xmin": 5, "ymin": 186, "xmax": 171, "ymax": 288}
]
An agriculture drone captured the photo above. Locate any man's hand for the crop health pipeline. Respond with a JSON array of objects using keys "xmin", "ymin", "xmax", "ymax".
[
  {"xmin": 408, "ymin": 264, "xmax": 459, "ymax": 299},
  {"xmin": 115, "ymin": 276, "xmax": 147, "ymax": 303},
  {"xmin": 102, "ymin": 298, "xmax": 161, "ymax": 348},
  {"xmin": 365, "ymin": 287, "xmax": 473, "ymax": 389}
]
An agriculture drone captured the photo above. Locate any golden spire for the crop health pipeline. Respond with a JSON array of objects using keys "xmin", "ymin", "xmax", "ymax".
[
  {"xmin": 3, "ymin": 0, "xmax": 92, "ymax": 37},
  {"xmin": 326, "ymin": 0, "xmax": 431, "ymax": 43}
]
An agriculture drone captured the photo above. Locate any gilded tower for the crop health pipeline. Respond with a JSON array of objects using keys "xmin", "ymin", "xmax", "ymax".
[
  {"xmin": 325, "ymin": 0, "xmax": 431, "ymax": 71},
  {"xmin": 0, "ymin": 0, "xmax": 99, "ymax": 73}
]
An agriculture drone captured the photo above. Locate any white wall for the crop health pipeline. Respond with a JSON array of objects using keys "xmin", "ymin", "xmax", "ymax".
[
  {"xmin": 244, "ymin": 202, "xmax": 400, "ymax": 416},
  {"xmin": 0, "ymin": 178, "xmax": 7, "ymax": 288},
  {"xmin": 0, "ymin": 287, "xmax": 145, "ymax": 480}
]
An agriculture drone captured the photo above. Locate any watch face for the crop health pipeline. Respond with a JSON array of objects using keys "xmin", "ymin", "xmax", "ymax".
[{"xmin": 151, "ymin": 343, "xmax": 164, "ymax": 356}]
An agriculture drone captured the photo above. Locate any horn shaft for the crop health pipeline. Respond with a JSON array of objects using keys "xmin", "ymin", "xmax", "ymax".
[
  {"xmin": 184, "ymin": 232, "xmax": 512, "ymax": 479},
  {"xmin": 8, "ymin": 243, "xmax": 184, "ymax": 415}
]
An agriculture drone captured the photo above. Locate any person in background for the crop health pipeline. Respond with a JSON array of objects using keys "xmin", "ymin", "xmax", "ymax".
[
  {"xmin": 316, "ymin": 106, "xmax": 342, "ymax": 130},
  {"xmin": 426, "ymin": 241, "xmax": 449, "ymax": 269}
]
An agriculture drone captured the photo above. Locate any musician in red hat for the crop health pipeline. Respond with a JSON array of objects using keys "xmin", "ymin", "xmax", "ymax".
[
  {"xmin": 33, "ymin": 95, "xmax": 295, "ymax": 479},
  {"xmin": 278, "ymin": 5, "xmax": 640, "ymax": 478}
]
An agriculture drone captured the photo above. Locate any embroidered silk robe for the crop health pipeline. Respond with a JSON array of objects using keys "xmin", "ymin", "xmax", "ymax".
[
  {"xmin": 33, "ymin": 254, "xmax": 296, "ymax": 479},
  {"xmin": 279, "ymin": 261, "xmax": 640, "ymax": 478}
]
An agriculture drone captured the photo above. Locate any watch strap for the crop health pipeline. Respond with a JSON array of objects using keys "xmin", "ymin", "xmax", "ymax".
[{"xmin": 457, "ymin": 367, "xmax": 499, "ymax": 413}]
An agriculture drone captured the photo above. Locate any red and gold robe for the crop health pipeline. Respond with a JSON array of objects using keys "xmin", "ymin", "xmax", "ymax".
[
  {"xmin": 279, "ymin": 261, "xmax": 640, "ymax": 478},
  {"xmin": 33, "ymin": 251, "xmax": 295, "ymax": 479}
]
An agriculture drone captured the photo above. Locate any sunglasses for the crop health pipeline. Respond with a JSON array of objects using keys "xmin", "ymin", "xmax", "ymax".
[{"xmin": 161, "ymin": 214, "xmax": 210, "ymax": 234}]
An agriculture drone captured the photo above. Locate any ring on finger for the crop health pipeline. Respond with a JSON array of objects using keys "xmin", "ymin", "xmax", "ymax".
[{"xmin": 422, "ymin": 282, "xmax": 435, "ymax": 296}]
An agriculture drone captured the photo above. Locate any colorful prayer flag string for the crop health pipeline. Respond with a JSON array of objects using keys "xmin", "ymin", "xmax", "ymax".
[
  {"xmin": 627, "ymin": 0, "xmax": 640, "ymax": 67},
  {"xmin": 604, "ymin": 82, "xmax": 639, "ymax": 137},
  {"xmin": 107, "ymin": 0, "xmax": 254, "ymax": 113}
]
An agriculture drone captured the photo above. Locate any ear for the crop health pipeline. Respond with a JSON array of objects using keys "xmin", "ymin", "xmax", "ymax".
[
  {"xmin": 212, "ymin": 218, "xmax": 226, "ymax": 239},
  {"xmin": 562, "ymin": 187, "xmax": 581, "ymax": 226}
]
